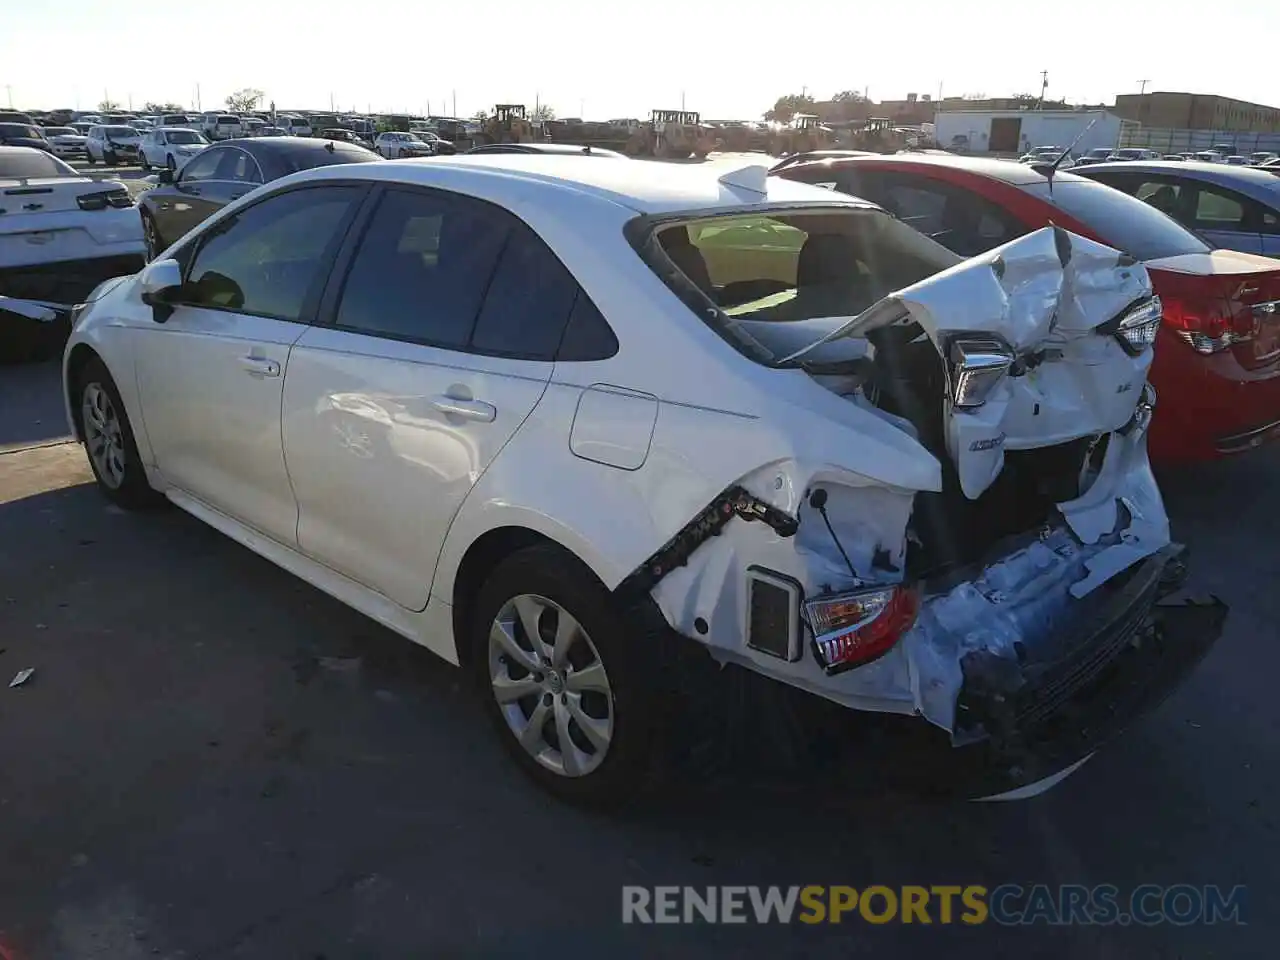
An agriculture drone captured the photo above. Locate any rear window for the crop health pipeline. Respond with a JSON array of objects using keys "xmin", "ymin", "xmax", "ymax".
[
  {"xmin": 1030, "ymin": 180, "xmax": 1210, "ymax": 261},
  {"xmin": 218, "ymin": 116, "xmax": 240, "ymax": 124},
  {"xmin": 632, "ymin": 206, "xmax": 960, "ymax": 365},
  {"xmin": 0, "ymin": 150, "xmax": 77, "ymax": 178},
  {"xmin": 104, "ymin": 126, "xmax": 136, "ymax": 136},
  {"xmin": 163, "ymin": 115, "xmax": 188, "ymax": 124},
  {"xmin": 278, "ymin": 143, "xmax": 379, "ymax": 173}
]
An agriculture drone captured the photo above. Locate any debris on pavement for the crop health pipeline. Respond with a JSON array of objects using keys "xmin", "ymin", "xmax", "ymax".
[{"xmin": 10, "ymin": 667, "xmax": 36, "ymax": 687}]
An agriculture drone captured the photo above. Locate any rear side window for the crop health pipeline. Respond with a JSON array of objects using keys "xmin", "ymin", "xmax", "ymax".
[
  {"xmin": 1027, "ymin": 180, "xmax": 1209, "ymax": 260},
  {"xmin": 334, "ymin": 188, "xmax": 509, "ymax": 347},
  {"xmin": 470, "ymin": 222, "xmax": 578, "ymax": 359}
]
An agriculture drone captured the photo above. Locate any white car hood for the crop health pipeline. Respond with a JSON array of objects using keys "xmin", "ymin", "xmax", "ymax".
[{"xmin": 784, "ymin": 226, "xmax": 1154, "ymax": 499}]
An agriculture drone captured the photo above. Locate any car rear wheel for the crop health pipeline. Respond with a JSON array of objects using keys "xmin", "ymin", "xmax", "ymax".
[
  {"xmin": 471, "ymin": 545, "xmax": 664, "ymax": 808},
  {"xmin": 77, "ymin": 358, "xmax": 163, "ymax": 509}
]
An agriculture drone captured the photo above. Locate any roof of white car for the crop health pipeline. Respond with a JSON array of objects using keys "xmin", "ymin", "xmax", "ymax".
[{"xmin": 334, "ymin": 155, "xmax": 876, "ymax": 215}]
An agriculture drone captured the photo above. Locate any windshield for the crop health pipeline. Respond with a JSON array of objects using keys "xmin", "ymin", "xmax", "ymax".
[
  {"xmin": 1115, "ymin": 150, "xmax": 1144, "ymax": 159},
  {"xmin": 0, "ymin": 149, "xmax": 78, "ymax": 178},
  {"xmin": 218, "ymin": 116, "xmax": 240, "ymax": 124},
  {"xmin": 1088, "ymin": 148, "xmax": 1112, "ymax": 158},
  {"xmin": 0, "ymin": 123, "xmax": 43, "ymax": 138},
  {"xmin": 633, "ymin": 207, "xmax": 959, "ymax": 365},
  {"xmin": 105, "ymin": 126, "xmax": 136, "ymax": 137},
  {"xmin": 166, "ymin": 130, "xmax": 206, "ymax": 144},
  {"xmin": 43, "ymin": 127, "xmax": 76, "ymax": 136},
  {"xmin": 1029, "ymin": 179, "xmax": 1210, "ymax": 261}
]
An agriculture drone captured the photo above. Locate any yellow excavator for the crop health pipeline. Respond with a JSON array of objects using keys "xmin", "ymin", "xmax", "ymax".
[
  {"xmin": 770, "ymin": 114, "xmax": 832, "ymax": 156},
  {"xmin": 848, "ymin": 117, "xmax": 909, "ymax": 153},
  {"xmin": 626, "ymin": 110, "xmax": 718, "ymax": 159},
  {"xmin": 478, "ymin": 104, "xmax": 534, "ymax": 145}
]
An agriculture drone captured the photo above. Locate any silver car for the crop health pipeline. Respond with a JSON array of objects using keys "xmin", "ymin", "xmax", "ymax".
[{"xmin": 1074, "ymin": 160, "xmax": 1280, "ymax": 257}]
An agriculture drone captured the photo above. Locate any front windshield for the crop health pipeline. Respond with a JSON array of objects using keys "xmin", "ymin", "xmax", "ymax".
[
  {"xmin": 165, "ymin": 130, "xmax": 206, "ymax": 144},
  {"xmin": 44, "ymin": 127, "xmax": 75, "ymax": 136},
  {"xmin": 105, "ymin": 126, "xmax": 136, "ymax": 137},
  {"xmin": 0, "ymin": 149, "xmax": 78, "ymax": 178},
  {"xmin": 638, "ymin": 207, "xmax": 959, "ymax": 365}
]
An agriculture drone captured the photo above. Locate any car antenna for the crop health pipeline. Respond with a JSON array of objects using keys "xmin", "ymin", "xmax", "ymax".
[{"xmin": 1040, "ymin": 115, "xmax": 1099, "ymax": 195}]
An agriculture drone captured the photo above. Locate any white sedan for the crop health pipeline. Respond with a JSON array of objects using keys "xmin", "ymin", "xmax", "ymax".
[
  {"xmin": 139, "ymin": 126, "xmax": 210, "ymax": 172},
  {"xmin": 374, "ymin": 131, "xmax": 435, "ymax": 158},
  {"xmin": 60, "ymin": 156, "xmax": 1221, "ymax": 805}
]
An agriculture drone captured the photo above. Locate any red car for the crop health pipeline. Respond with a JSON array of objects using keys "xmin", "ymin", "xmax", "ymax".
[{"xmin": 775, "ymin": 155, "xmax": 1280, "ymax": 461}]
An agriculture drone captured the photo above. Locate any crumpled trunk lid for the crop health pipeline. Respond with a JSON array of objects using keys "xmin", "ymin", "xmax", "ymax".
[{"xmin": 793, "ymin": 226, "xmax": 1156, "ymax": 499}]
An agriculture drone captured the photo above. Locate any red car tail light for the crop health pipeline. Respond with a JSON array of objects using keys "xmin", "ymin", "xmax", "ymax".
[
  {"xmin": 1161, "ymin": 294, "xmax": 1249, "ymax": 354},
  {"xmin": 805, "ymin": 584, "xmax": 919, "ymax": 675}
]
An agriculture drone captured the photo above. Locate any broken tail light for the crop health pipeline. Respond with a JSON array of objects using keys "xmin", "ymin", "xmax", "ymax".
[
  {"xmin": 77, "ymin": 188, "xmax": 134, "ymax": 211},
  {"xmin": 1111, "ymin": 297, "xmax": 1162, "ymax": 355},
  {"xmin": 805, "ymin": 584, "xmax": 919, "ymax": 675},
  {"xmin": 947, "ymin": 337, "xmax": 1014, "ymax": 409}
]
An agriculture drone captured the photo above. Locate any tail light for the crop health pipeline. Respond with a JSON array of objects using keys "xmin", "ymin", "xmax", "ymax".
[
  {"xmin": 1103, "ymin": 297, "xmax": 1162, "ymax": 355},
  {"xmin": 1162, "ymin": 294, "xmax": 1254, "ymax": 354},
  {"xmin": 805, "ymin": 584, "xmax": 919, "ymax": 675},
  {"xmin": 77, "ymin": 188, "xmax": 134, "ymax": 211}
]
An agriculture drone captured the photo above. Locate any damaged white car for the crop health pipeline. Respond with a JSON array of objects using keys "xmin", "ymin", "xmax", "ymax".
[{"xmin": 61, "ymin": 157, "xmax": 1225, "ymax": 806}]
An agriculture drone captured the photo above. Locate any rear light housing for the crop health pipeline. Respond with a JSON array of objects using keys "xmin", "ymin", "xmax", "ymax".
[
  {"xmin": 77, "ymin": 188, "xmax": 134, "ymax": 211},
  {"xmin": 805, "ymin": 584, "xmax": 919, "ymax": 675},
  {"xmin": 1101, "ymin": 297, "xmax": 1162, "ymax": 355},
  {"xmin": 1161, "ymin": 293, "xmax": 1255, "ymax": 354},
  {"xmin": 947, "ymin": 337, "xmax": 1014, "ymax": 409}
]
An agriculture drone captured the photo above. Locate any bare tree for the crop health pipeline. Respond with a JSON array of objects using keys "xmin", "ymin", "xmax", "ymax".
[
  {"xmin": 832, "ymin": 90, "xmax": 866, "ymax": 103},
  {"xmin": 472, "ymin": 110, "xmax": 489, "ymax": 121},
  {"xmin": 531, "ymin": 103, "xmax": 556, "ymax": 122},
  {"xmin": 143, "ymin": 101, "xmax": 186, "ymax": 114},
  {"xmin": 98, "ymin": 98, "xmax": 122, "ymax": 113},
  {"xmin": 225, "ymin": 88, "xmax": 265, "ymax": 112}
]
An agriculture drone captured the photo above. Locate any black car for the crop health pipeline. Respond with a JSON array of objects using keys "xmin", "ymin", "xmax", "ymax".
[
  {"xmin": 465, "ymin": 142, "xmax": 625, "ymax": 158},
  {"xmin": 0, "ymin": 122, "xmax": 53, "ymax": 153},
  {"xmin": 138, "ymin": 137, "xmax": 379, "ymax": 259}
]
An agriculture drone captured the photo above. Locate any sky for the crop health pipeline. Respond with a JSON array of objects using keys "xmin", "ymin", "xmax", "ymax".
[{"xmin": 3, "ymin": 0, "xmax": 1278, "ymax": 120}]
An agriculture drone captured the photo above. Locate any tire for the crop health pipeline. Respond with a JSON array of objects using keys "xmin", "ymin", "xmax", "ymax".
[
  {"xmin": 141, "ymin": 210, "xmax": 163, "ymax": 262},
  {"xmin": 76, "ymin": 357, "xmax": 163, "ymax": 509},
  {"xmin": 166, "ymin": 154, "xmax": 176, "ymax": 172},
  {"xmin": 140, "ymin": 154, "xmax": 150, "ymax": 171},
  {"xmin": 470, "ymin": 544, "xmax": 664, "ymax": 808},
  {"xmin": 105, "ymin": 150, "xmax": 117, "ymax": 166}
]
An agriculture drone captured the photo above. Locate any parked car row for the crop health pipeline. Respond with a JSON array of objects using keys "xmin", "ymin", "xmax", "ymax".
[{"xmin": 49, "ymin": 154, "xmax": 1228, "ymax": 807}]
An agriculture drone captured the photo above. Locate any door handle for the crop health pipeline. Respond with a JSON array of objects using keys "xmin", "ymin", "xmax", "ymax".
[
  {"xmin": 240, "ymin": 356, "xmax": 281, "ymax": 378},
  {"xmin": 430, "ymin": 394, "xmax": 496, "ymax": 422}
]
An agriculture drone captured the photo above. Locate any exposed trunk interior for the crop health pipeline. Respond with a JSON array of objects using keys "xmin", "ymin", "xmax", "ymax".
[{"xmin": 862, "ymin": 322, "xmax": 1099, "ymax": 578}]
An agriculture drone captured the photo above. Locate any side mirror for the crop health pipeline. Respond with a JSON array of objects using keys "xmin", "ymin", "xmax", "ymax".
[
  {"xmin": 139, "ymin": 258, "xmax": 183, "ymax": 320},
  {"xmin": 157, "ymin": 168, "xmax": 175, "ymax": 184}
]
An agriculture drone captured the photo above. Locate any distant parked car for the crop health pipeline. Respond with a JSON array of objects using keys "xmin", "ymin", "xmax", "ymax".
[
  {"xmin": 0, "ymin": 111, "xmax": 35, "ymax": 124},
  {"xmin": 417, "ymin": 130, "xmax": 457, "ymax": 154},
  {"xmin": 1192, "ymin": 151, "xmax": 1221, "ymax": 163},
  {"xmin": 1223, "ymin": 155, "xmax": 1249, "ymax": 166},
  {"xmin": 85, "ymin": 124, "xmax": 142, "ymax": 165},
  {"xmin": 1073, "ymin": 147, "xmax": 1117, "ymax": 167},
  {"xmin": 278, "ymin": 115, "xmax": 313, "ymax": 137},
  {"xmin": 139, "ymin": 126, "xmax": 210, "ymax": 172},
  {"xmin": 241, "ymin": 117, "xmax": 266, "ymax": 137},
  {"xmin": 0, "ymin": 122, "xmax": 53, "ymax": 152},
  {"xmin": 69, "ymin": 121, "xmax": 95, "ymax": 135},
  {"xmin": 1018, "ymin": 145, "xmax": 1074, "ymax": 167},
  {"xmin": 1162, "ymin": 154, "xmax": 1186, "ymax": 161},
  {"xmin": 159, "ymin": 114, "xmax": 194, "ymax": 129},
  {"xmin": 318, "ymin": 127, "xmax": 373, "ymax": 149},
  {"xmin": 1073, "ymin": 160, "xmax": 1280, "ymax": 258},
  {"xmin": 41, "ymin": 125, "xmax": 89, "ymax": 159},
  {"xmin": 137, "ymin": 137, "xmax": 379, "ymax": 260},
  {"xmin": 1109, "ymin": 148, "xmax": 1161, "ymax": 161},
  {"xmin": 374, "ymin": 131, "xmax": 435, "ymax": 158},
  {"xmin": 199, "ymin": 113, "xmax": 244, "ymax": 141},
  {"xmin": 258, "ymin": 126, "xmax": 288, "ymax": 137},
  {"xmin": 129, "ymin": 118, "xmax": 154, "ymax": 131},
  {"xmin": 1250, "ymin": 151, "xmax": 1278, "ymax": 164}
]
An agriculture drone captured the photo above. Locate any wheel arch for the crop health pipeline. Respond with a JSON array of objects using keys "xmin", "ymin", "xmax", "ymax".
[{"xmin": 65, "ymin": 342, "xmax": 103, "ymax": 441}]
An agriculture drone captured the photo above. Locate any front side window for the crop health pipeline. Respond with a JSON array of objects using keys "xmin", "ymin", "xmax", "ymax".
[
  {"xmin": 333, "ymin": 188, "xmax": 508, "ymax": 347},
  {"xmin": 227, "ymin": 150, "xmax": 262, "ymax": 183},
  {"xmin": 179, "ymin": 186, "xmax": 360, "ymax": 321}
]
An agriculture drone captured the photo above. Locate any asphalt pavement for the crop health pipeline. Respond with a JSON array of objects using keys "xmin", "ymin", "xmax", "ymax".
[{"xmin": 0, "ymin": 361, "xmax": 1275, "ymax": 958}]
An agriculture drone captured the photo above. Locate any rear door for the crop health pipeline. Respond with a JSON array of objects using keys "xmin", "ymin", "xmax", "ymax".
[
  {"xmin": 282, "ymin": 186, "xmax": 577, "ymax": 610},
  {"xmin": 1186, "ymin": 181, "xmax": 1267, "ymax": 254}
]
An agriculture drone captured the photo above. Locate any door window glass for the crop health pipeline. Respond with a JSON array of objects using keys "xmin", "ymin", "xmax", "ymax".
[
  {"xmin": 334, "ymin": 188, "xmax": 508, "ymax": 347},
  {"xmin": 178, "ymin": 148, "xmax": 224, "ymax": 182},
  {"xmin": 1132, "ymin": 180, "xmax": 1185, "ymax": 217},
  {"xmin": 1194, "ymin": 187, "xmax": 1247, "ymax": 229},
  {"xmin": 228, "ymin": 149, "xmax": 262, "ymax": 183},
  {"xmin": 180, "ymin": 186, "xmax": 359, "ymax": 321}
]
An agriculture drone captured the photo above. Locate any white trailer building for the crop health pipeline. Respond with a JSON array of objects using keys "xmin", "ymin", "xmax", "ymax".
[{"xmin": 935, "ymin": 109, "xmax": 1124, "ymax": 156}]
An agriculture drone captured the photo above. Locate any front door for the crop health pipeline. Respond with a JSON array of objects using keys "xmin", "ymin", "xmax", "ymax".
[
  {"xmin": 134, "ymin": 183, "xmax": 366, "ymax": 545},
  {"xmin": 283, "ymin": 186, "xmax": 579, "ymax": 610}
]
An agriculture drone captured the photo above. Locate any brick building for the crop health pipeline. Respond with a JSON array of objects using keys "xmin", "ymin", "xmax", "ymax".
[{"xmin": 1113, "ymin": 92, "xmax": 1280, "ymax": 133}]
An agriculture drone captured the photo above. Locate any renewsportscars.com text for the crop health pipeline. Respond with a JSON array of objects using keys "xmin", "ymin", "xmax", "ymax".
[{"xmin": 621, "ymin": 884, "xmax": 1247, "ymax": 926}]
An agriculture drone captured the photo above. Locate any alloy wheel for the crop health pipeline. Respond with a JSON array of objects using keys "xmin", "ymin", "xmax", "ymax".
[
  {"xmin": 487, "ymin": 594, "xmax": 614, "ymax": 778},
  {"xmin": 82, "ymin": 383, "xmax": 126, "ymax": 489}
]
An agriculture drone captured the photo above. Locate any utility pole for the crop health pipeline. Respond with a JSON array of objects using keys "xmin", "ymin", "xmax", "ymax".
[
  {"xmin": 452, "ymin": 90, "xmax": 457, "ymax": 117},
  {"xmin": 128, "ymin": 92, "xmax": 133, "ymax": 110},
  {"xmin": 681, "ymin": 90, "xmax": 685, "ymax": 112},
  {"xmin": 1138, "ymin": 78, "xmax": 1149, "ymax": 96},
  {"xmin": 330, "ymin": 92, "xmax": 335, "ymax": 112},
  {"xmin": 4, "ymin": 85, "xmax": 12, "ymax": 108},
  {"xmin": 1036, "ymin": 70, "xmax": 1048, "ymax": 109}
]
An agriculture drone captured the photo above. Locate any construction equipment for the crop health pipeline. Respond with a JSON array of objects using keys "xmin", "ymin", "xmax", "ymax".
[
  {"xmin": 625, "ymin": 110, "xmax": 717, "ymax": 159},
  {"xmin": 848, "ymin": 117, "xmax": 909, "ymax": 153},
  {"xmin": 769, "ymin": 114, "xmax": 833, "ymax": 156},
  {"xmin": 477, "ymin": 104, "xmax": 534, "ymax": 145}
]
